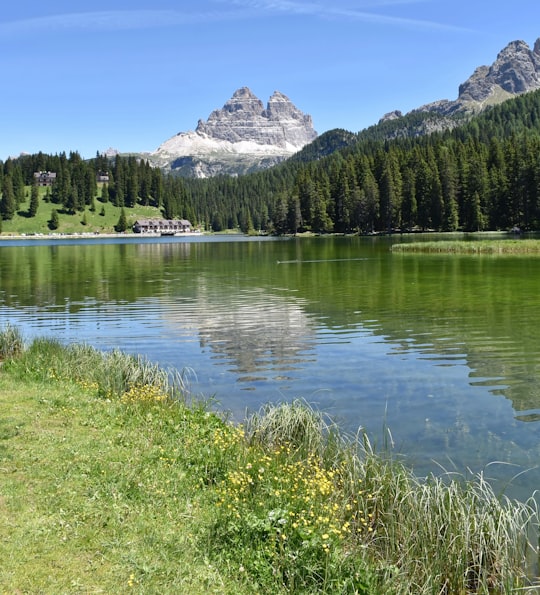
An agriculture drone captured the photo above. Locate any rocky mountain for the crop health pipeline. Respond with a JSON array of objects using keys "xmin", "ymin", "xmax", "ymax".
[
  {"xmin": 417, "ymin": 38, "xmax": 540, "ymax": 116},
  {"xmin": 149, "ymin": 87, "xmax": 317, "ymax": 177},
  {"xmin": 375, "ymin": 37, "xmax": 540, "ymax": 142}
]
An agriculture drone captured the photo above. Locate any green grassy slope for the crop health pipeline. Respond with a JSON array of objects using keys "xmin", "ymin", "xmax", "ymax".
[{"xmin": 1, "ymin": 187, "xmax": 165, "ymax": 236}]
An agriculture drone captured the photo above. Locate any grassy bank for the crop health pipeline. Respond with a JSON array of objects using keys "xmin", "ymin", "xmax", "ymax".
[
  {"xmin": 0, "ymin": 185, "xmax": 167, "ymax": 236},
  {"xmin": 0, "ymin": 326, "xmax": 538, "ymax": 594},
  {"xmin": 391, "ymin": 239, "xmax": 540, "ymax": 254}
]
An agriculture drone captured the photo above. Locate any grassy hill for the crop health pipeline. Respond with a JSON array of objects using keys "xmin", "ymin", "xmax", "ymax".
[{"xmin": 0, "ymin": 186, "xmax": 166, "ymax": 236}]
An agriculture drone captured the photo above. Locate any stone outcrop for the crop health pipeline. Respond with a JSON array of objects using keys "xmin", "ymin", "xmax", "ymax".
[
  {"xmin": 415, "ymin": 38, "xmax": 540, "ymax": 116},
  {"xmin": 150, "ymin": 87, "xmax": 317, "ymax": 177}
]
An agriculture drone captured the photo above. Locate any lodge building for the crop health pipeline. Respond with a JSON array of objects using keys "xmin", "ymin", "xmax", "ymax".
[{"xmin": 132, "ymin": 218, "xmax": 192, "ymax": 234}]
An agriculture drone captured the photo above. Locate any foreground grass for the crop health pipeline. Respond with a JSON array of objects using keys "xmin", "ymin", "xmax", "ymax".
[
  {"xmin": 391, "ymin": 239, "xmax": 540, "ymax": 254},
  {"xmin": 1, "ymin": 328, "xmax": 538, "ymax": 594}
]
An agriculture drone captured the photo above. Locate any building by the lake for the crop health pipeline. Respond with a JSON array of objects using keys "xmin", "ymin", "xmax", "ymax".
[
  {"xmin": 33, "ymin": 171, "xmax": 57, "ymax": 186},
  {"xmin": 133, "ymin": 218, "xmax": 193, "ymax": 235}
]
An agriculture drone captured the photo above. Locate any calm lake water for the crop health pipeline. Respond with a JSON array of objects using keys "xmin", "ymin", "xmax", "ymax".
[{"xmin": 1, "ymin": 234, "xmax": 539, "ymax": 501}]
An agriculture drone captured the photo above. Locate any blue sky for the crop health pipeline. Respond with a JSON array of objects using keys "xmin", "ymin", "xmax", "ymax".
[{"xmin": 1, "ymin": 0, "xmax": 539, "ymax": 159}]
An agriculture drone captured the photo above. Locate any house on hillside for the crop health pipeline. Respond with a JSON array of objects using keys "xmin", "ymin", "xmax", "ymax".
[
  {"xmin": 133, "ymin": 218, "xmax": 192, "ymax": 234},
  {"xmin": 97, "ymin": 171, "xmax": 110, "ymax": 183},
  {"xmin": 33, "ymin": 171, "xmax": 57, "ymax": 186}
]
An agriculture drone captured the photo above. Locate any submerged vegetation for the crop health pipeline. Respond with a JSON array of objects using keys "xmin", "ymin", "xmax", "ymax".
[
  {"xmin": 0, "ymin": 326, "xmax": 538, "ymax": 593},
  {"xmin": 391, "ymin": 239, "xmax": 540, "ymax": 254}
]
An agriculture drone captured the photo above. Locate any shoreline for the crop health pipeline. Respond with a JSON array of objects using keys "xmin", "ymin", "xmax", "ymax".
[{"xmin": 0, "ymin": 231, "xmax": 206, "ymax": 241}]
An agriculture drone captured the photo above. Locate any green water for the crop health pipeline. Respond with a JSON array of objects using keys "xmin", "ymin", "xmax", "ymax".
[{"xmin": 1, "ymin": 234, "xmax": 539, "ymax": 500}]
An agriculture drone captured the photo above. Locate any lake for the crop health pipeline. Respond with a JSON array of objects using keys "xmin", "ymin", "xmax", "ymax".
[{"xmin": 1, "ymin": 233, "xmax": 539, "ymax": 502}]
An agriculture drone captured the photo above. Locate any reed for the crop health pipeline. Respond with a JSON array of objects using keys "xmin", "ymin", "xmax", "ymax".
[
  {"xmin": 1, "ymin": 327, "xmax": 537, "ymax": 594},
  {"xmin": 225, "ymin": 401, "xmax": 539, "ymax": 593},
  {"xmin": 0, "ymin": 323, "xmax": 25, "ymax": 360},
  {"xmin": 5, "ymin": 333, "xmax": 185, "ymax": 400},
  {"xmin": 391, "ymin": 239, "xmax": 540, "ymax": 254}
]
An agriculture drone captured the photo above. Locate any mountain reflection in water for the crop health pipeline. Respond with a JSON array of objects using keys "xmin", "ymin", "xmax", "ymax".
[{"xmin": 1, "ymin": 234, "xmax": 539, "ymax": 501}]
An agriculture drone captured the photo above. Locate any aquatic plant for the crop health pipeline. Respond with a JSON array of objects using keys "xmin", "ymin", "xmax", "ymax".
[{"xmin": 391, "ymin": 239, "xmax": 540, "ymax": 254}]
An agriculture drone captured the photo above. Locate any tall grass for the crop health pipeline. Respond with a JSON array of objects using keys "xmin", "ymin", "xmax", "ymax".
[
  {"xmin": 1, "ymin": 326, "xmax": 538, "ymax": 594},
  {"xmin": 0, "ymin": 323, "xmax": 25, "ymax": 360},
  {"xmin": 391, "ymin": 239, "xmax": 540, "ymax": 254},
  {"xmin": 5, "ymin": 333, "xmax": 186, "ymax": 400}
]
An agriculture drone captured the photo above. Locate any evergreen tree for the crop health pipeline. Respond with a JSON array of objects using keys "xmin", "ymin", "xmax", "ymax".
[
  {"xmin": 286, "ymin": 195, "xmax": 302, "ymax": 234},
  {"xmin": 100, "ymin": 183, "xmax": 109, "ymax": 203},
  {"xmin": 11, "ymin": 166, "xmax": 25, "ymax": 206},
  {"xmin": 211, "ymin": 212, "xmax": 224, "ymax": 232},
  {"xmin": 400, "ymin": 164, "xmax": 417, "ymax": 230},
  {"xmin": 0, "ymin": 176, "xmax": 16, "ymax": 220},
  {"xmin": 112, "ymin": 156, "xmax": 125, "ymax": 207},
  {"xmin": 151, "ymin": 169, "xmax": 163, "ymax": 207},
  {"xmin": 312, "ymin": 192, "xmax": 332, "ymax": 233},
  {"xmin": 64, "ymin": 184, "xmax": 79, "ymax": 214},
  {"xmin": 272, "ymin": 194, "xmax": 289, "ymax": 235},
  {"xmin": 125, "ymin": 157, "xmax": 138, "ymax": 208},
  {"xmin": 438, "ymin": 146, "xmax": 459, "ymax": 231},
  {"xmin": 29, "ymin": 183, "xmax": 39, "ymax": 217},
  {"xmin": 378, "ymin": 151, "xmax": 403, "ymax": 232},
  {"xmin": 114, "ymin": 207, "xmax": 128, "ymax": 232},
  {"xmin": 359, "ymin": 169, "xmax": 379, "ymax": 233},
  {"xmin": 49, "ymin": 209, "xmax": 59, "ymax": 230}
]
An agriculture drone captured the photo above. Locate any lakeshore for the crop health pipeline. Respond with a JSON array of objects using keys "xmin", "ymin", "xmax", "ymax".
[{"xmin": 0, "ymin": 328, "xmax": 538, "ymax": 594}]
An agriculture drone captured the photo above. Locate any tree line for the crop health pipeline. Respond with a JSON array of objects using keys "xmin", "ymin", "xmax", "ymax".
[
  {"xmin": 0, "ymin": 151, "xmax": 196, "ymax": 228},
  {"xmin": 3, "ymin": 88, "xmax": 540, "ymax": 233},
  {"xmin": 183, "ymin": 88, "xmax": 540, "ymax": 234}
]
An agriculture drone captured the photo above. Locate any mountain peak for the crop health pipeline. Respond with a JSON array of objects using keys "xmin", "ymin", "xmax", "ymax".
[
  {"xmin": 194, "ymin": 88, "xmax": 316, "ymax": 146},
  {"xmin": 415, "ymin": 37, "xmax": 540, "ymax": 116},
  {"xmin": 232, "ymin": 86, "xmax": 258, "ymax": 98},
  {"xmin": 151, "ymin": 88, "xmax": 317, "ymax": 177}
]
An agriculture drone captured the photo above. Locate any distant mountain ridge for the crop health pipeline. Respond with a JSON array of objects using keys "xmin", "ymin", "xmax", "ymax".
[
  {"xmin": 149, "ymin": 87, "xmax": 317, "ymax": 177},
  {"xmin": 376, "ymin": 38, "xmax": 540, "ymax": 138},
  {"xmin": 147, "ymin": 37, "xmax": 540, "ymax": 176}
]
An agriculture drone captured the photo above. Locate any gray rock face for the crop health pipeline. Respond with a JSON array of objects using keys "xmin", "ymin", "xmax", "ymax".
[
  {"xmin": 379, "ymin": 110, "xmax": 403, "ymax": 123},
  {"xmin": 195, "ymin": 87, "xmax": 317, "ymax": 148},
  {"xmin": 416, "ymin": 38, "xmax": 540, "ymax": 116},
  {"xmin": 459, "ymin": 40, "xmax": 540, "ymax": 101},
  {"xmin": 150, "ymin": 87, "xmax": 317, "ymax": 177}
]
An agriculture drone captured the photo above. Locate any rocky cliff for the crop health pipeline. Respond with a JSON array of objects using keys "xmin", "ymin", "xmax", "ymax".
[
  {"xmin": 150, "ymin": 87, "xmax": 317, "ymax": 177},
  {"xmin": 415, "ymin": 38, "xmax": 540, "ymax": 116},
  {"xmin": 375, "ymin": 38, "xmax": 540, "ymax": 141}
]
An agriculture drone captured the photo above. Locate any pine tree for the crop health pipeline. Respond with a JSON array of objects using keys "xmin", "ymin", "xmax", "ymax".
[
  {"xmin": 29, "ymin": 183, "xmax": 39, "ymax": 217},
  {"xmin": 0, "ymin": 176, "xmax": 16, "ymax": 220},
  {"xmin": 11, "ymin": 166, "xmax": 25, "ymax": 206},
  {"xmin": 100, "ymin": 183, "xmax": 109, "ymax": 203},
  {"xmin": 114, "ymin": 207, "xmax": 128, "ymax": 232},
  {"xmin": 49, "ymin": 209, "xmax": 59, "ymax": 230},
  {"xmin": 378, "ymin": 151, "xmax": 403, "ymax": 232}
]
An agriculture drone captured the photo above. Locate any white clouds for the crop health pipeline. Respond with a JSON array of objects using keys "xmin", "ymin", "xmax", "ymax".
[
  {"xmin": 0, "ymin": 2, "xmax": 472, "ymax": 38},
  {"xmin": 224, "ymin": 0, "xmax": 473, "ymax": 32},
  {"xmin": 0, "ymin": 9, "xmax": 243, "ymax": 37}
]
